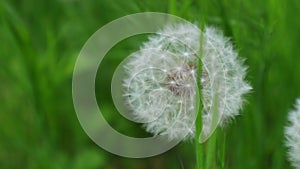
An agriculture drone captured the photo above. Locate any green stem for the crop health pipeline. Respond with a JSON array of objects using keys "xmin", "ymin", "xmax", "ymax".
[
  {"xmin": 169, "ymin": 0, "xmax": 177, "ymax": 15},
  {"xmin": 195, "ymin": 75, "xmax": 204, "ymax": 169},
  {"xmin": 196, "ymin": 23, "xmax": 205, "ymax": 169},
  {"xmin": 205, "ymin": 86, "xmax": 219, "ymax": 169},
  {"xmin": 219, "ymin": 131, "xmax": 226, "ymax": 169},
  {"xmin": 206, "ymin": 129, "xmax": 218, "ymax": 169},
  {"xmin": 195, "ymin": 108, "xmax": 204, "ymax": 169}
]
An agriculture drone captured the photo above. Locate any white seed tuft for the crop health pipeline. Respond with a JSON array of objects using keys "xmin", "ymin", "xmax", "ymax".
[
  {"xmin": 123, "ymin": 23, "xmax": 251, "ymax": 141},
  {"xmin": 285, "ymin": 99, "xmax": 300, "ymax": 169}
]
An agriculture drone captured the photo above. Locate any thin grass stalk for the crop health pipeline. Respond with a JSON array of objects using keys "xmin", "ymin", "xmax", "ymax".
[{"xmin": 195, "ymin": 24, "xmax": 205, "ymax": 169}]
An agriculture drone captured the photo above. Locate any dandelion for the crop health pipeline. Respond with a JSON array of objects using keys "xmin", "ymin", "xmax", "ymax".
[
  {"xmin": 123, "ymin": 23, "xmax": 251, "ymax": 141},
  {"xmin": 285, "ymin": 99, "xmax": 300, "ymax": 169}
]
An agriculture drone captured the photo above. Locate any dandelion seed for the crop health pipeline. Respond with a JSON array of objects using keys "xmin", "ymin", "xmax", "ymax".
[
  {"xmin": 285, "ymin": 99, "xmax": 300, "ymax": 169},
  {"xmin": 124, "ymin": 23, "xmax": 251, "ymax": 141}
]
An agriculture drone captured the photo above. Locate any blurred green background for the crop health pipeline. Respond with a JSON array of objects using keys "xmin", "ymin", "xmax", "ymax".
[{"xmin": 1, "ymin": 0, "xmax": 300, "ymax": 168}]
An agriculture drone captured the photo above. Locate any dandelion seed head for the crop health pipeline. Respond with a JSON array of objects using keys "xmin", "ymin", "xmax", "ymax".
[
  {"xmin": 124, "ymin": 23, "xmax": 251, "ymax": 141},
  {"xmin": 285, "ymin": 99, "xmax": 300, "ymax": 169}
]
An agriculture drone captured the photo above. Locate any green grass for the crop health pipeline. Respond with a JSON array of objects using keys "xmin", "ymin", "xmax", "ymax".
[{"xmin": 1, "ymin": 0, "xmax": 300, "ymax": 168}]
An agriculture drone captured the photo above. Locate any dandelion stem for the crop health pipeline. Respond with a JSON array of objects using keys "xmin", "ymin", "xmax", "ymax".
[
  {"xmin": 205, "ymin": 92, "xmax": 219, "ymax": 169},
  {"xmin": 195, "ymin": 109, "xmax": 204, "ymax": 169},
  {"xmin": 195, "ymin": 25, "xmax": 205, "ymax": 169},
  {"xmin": 220, "ymin": 131, "xmax": 226, "ymax": 169},
  {"xmin": 206, "ymin": 130, "xmax": 217, "ymax": 169},
  {"xmin": 195, "ymin": 77, "xmax": 204, "ymax": 169}
]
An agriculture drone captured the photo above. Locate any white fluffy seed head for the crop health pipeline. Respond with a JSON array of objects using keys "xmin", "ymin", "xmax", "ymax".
[
  {"xmin": 285, "ymin": 99, "xmax": 300, "ymax": 169},
  {"xmin": 123, "ymin": 23, "xmax": 251, "ymax": 141}
]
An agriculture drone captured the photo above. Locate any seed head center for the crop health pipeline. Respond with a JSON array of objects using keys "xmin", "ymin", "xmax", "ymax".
[{"xmin": 166, "ymin": 63, "xmax": 196, "ymax": 96}]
